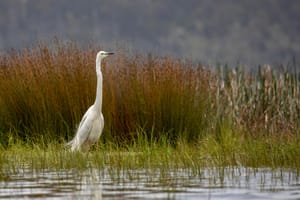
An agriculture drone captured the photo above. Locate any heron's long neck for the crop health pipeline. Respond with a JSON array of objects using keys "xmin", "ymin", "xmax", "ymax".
[{"xmin": 94, "ymin": 59, "xmax": 103, "ymax": 112}]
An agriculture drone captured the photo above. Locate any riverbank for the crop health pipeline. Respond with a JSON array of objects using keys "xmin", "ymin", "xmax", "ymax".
[
  {"xmin": 1, "ymin": 130, "xmax": 299, "ymax": 181},
  {"xmin": 0, "ymin": 42, "xmax": 299, "ymax": 175}
]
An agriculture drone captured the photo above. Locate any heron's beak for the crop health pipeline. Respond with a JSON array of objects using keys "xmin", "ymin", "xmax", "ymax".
[{"xmin": 106, "ymin": 52, "xmax": 114, "ymax": 55}]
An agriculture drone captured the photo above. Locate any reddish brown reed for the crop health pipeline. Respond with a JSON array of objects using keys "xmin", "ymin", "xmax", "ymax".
[{"xmin": 0, "ymin": 42, "xmax": 299, "ymax": 144}]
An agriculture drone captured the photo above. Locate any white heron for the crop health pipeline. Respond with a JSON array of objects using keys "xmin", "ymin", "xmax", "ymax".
[{"xmin": 66, "ymin": 50, "xmax": 114, "ymax": 152}]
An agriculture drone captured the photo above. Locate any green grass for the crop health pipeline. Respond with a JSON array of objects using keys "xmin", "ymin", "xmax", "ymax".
[
  {"xmin": 0, "ymin": 41, "xmax": 300, "ymax": 173},
  {"xmin": 1, "ymin": 129, "xmax": 299, "ymax": 181}
]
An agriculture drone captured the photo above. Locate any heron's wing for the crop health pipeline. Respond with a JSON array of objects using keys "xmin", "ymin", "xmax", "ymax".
[
  {"xmin": 76, "ymin": 109, "xmax": 95, "ymax": 145},
  {"xmin": 77, "ymin": 111, "xmax": 89, "ymax": 130}
]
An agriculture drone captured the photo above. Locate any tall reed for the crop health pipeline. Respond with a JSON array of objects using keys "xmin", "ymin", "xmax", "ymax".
[
  {"xmin": 216, "ymin": 64, "xmax": 300, "ymax": 135},
  {"xmin": 0, "ymin": 43, "xmax": 96, "ymax": 142},
  {"xmin": 0, "ymin": 42, "xmax": 212, "ymax": 144},
  {"xmin": 0, "ymin": 42, "xmax": 299, "ymax": 145},
  {"xmin": 103, "ymin": 54, "xmax": 213, "ymax": 142}
]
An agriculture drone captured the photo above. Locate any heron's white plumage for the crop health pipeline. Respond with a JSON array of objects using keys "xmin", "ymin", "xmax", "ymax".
[{"xmin": 66, "ymin": 51, "xmax": 113, "ymax": 152}]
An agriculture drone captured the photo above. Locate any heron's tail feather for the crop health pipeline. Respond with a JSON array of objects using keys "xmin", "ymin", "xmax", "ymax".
[
  {"xmin": 65, "ymin": 139, "xmax": 74, "ymax": 147},
  {"xmin": 65, "ymin": 137, "xmax": 81, "ymax": 152}
]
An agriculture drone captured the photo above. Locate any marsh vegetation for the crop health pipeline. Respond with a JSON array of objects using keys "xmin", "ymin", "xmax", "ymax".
[
  {"xmin": 0, "ymin": 42, "xmax": 300, "ymax": 199},
  {"xmin": 0, "ymin": 42, "xmax": 299, "ymax": 171}
]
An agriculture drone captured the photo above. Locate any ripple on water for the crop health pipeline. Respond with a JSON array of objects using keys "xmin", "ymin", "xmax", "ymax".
[{"xmin": 0, "ymin": 167, "xmax": 300, "ymax": 200}]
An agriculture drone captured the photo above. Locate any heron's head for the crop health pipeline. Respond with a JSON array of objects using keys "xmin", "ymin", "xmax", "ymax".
[{"xmin": 97, "ymin": 51, "xmax": 114, "ymax": 60}]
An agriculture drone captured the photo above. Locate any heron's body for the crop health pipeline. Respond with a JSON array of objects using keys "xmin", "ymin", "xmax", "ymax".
[
  {"xmin": 68, "ymin": 105, "xmax": 104, "ymax": 152},
  {"xmin": 66, "ymin": 51, "xmax": 113, "ymax": 152}
]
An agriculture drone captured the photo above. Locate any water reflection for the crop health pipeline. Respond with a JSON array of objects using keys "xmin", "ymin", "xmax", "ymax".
[{"xmin": 1, "ymin": 167, "xmax": 299, "ymax": 199}]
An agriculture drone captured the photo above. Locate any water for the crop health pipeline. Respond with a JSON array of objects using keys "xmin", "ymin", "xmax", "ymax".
[{"xmin": 1, "ymin": 167, "xmax": 299, "ymax": 199}]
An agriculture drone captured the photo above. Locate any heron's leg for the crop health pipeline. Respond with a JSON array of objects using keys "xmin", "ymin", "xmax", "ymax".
[
  {"xmin": 95, "ymin": 141, "xmax": 99, "ymax": 151},
  {"xmin": 82, "ymin": 143, "xmax": 91, "ymax": 153}
]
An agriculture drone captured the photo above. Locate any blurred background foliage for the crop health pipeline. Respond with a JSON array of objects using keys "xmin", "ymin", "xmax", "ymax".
[{"xmin": 0, "ymin": 0, "xmax": 299, "ymax": 66}]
